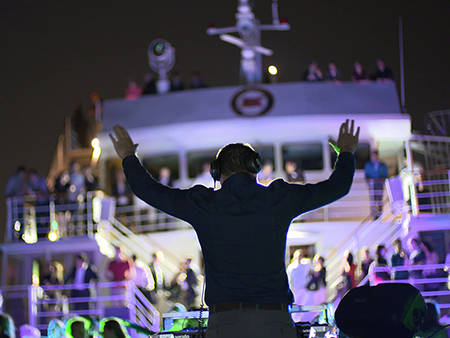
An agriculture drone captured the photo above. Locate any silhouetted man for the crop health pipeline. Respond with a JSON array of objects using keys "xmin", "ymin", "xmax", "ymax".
[{"xmin": 110, "ymin": 119, "xmax": 359, "ymax": 338}]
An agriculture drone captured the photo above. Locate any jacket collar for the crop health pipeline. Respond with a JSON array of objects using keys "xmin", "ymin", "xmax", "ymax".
[{"xmin": 221, "ymin": 172, "xmax": 257, "ymax": 188}]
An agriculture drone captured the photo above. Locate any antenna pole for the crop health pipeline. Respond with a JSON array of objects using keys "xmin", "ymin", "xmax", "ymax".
[
  {"xmin": 399, "ymin": 16, "xmax": 406, "ymax": 114},
  {"xmin": 272, "ymin": 0, "xmax": 280, "ymax": 24}
]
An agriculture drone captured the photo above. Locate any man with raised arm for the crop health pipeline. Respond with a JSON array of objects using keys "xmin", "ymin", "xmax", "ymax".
[{"xmin": 110, "ymin": 119, "xmax": 359, "ymax": 338}]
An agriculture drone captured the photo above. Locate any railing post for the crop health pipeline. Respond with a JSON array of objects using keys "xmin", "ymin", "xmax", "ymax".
[
  {"xmin": 447, "ymin": 170, "xmax": 450, "ymax": 214},
  {"xmin": 1, "ymin": 252, "xmax": 7, "ymax": 286},
  {"xmin": 405, "ymin": 140, "xmax": 419, "ymax": 216},
  {"xmin": 28, "ymin": 285, "xmax": 37, "ymax": 328},
  {"xmin": 6, "ymin": 198, "xmax": 13, "ymax": 242},
  {"xmin": 87, "ymin": 192, "xmax": 93, "ymax": 237},
  {"xmin": 128, "ymin": 281, "xmax": 136, "ymax": 323}
]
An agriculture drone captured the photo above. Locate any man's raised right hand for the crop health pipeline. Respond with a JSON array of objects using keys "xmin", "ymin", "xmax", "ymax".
[{"xmin": 329, "ymin": 119, "xmax": 360, "ymax": 154}]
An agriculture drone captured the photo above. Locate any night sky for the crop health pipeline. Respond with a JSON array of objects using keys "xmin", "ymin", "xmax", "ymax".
[{"xmin": 1, "ymin": 1, "xmax": 449, "ymax": 225}]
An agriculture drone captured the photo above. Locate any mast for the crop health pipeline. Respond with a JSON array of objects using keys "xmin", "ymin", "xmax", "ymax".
[{"xmin": 398, "ymin": 16, "xmax": 406, "ymax": 114}]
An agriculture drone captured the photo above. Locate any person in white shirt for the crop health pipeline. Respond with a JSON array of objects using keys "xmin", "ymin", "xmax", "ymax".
[
  {"xmin": 286, "ymin": 249, "xmax": 312, "ymax": 322},
  {"xmin": 193, "ymin": 163, "xmax": 215, "ymax": 188}
]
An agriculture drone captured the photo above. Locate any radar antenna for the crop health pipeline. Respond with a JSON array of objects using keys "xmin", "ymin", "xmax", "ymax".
[{"xmin": 207, "ymin": 0, "xmax": 290, "ymax": 84}]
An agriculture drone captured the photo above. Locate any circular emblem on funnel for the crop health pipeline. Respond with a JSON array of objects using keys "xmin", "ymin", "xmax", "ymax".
[{"xmin": 231, "ymin": 87, "xmax": 274, "ymax": 117}]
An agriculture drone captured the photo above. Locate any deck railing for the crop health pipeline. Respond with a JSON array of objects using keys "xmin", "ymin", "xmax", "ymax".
[
  {"xmin": 113, "ymin": 177, "xmax": 377, "ymax": 234},
  {"xmin": 5, "ymin": 191, "xmax": 109, "ymax": 243},
  {"xmin": 358, "ymin": 264, "xmax": 450, "ymax": 310},
  {"xmin": 0, "ymin": 281, "xmax": 160, "ymax": 334}
]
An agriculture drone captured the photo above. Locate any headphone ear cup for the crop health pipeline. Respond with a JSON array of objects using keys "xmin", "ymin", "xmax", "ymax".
[
  {"xmin": 247, "ymin": 152, "xmax": 262, "ymax": 174},
  {"xmin": 254, "ymin": 153, "xmax": 262, "ymax": 173},
  {"xmin": 210, "ymin": 159, "xmax": 221, "ymax": 181}
]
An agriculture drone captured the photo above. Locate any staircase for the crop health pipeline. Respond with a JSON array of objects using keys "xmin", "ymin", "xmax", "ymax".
[
  {"xmin": 96, "ymin": 218, "xmax": 181, "ymax": 278},
  {"xmin": 324, "ymin": 204, "xmax": 406, "ymax": 301}
]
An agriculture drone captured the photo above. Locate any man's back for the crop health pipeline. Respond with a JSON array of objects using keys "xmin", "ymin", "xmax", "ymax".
[
  {"xmin": 110, "ymin": 120, "xmax": 360, "ymax": 338},
  {"xmin": 122, "ymin": 151, "xmax": 355, "ymax": 305}
]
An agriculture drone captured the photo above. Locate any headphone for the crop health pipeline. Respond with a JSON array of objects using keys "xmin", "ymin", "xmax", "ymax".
[{"xmin": 210, "ymin": 143, "xmax": 262, "ymax": 182}]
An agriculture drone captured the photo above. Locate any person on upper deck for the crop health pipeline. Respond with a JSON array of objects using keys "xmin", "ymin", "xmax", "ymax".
[
  {"xmin": 372, "ymin": 58, "xmax": 393, "ymax": 82},
  {"xmin": 352, "ymin": 61, "xmax": 369, "ymax": 83},
  {"xmin": 109, "ymin": 119, "xmax": 359, "ymax": 338},
  {"xmin": 325, "ymin": 62, "xmax": 341, "ymax": 82},
  {"xmin": 5, "ymin": 166, "xmax": 28, "ymax": 198},
  {"xmin": 303, "ymin": 61, "xmax": 323, "ymax": 82}
]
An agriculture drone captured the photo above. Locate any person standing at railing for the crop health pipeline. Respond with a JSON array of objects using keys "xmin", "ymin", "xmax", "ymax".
[
  {"xmin": 422, "ymin": 241, "xmax": 443, "ymax": 292},
  {"xmin": 351, "ymin": 61, "xmax": 369, "ymax": 83},
  {"xmin": 148, "ymin": 251, "xmax": 168, "ymax": 306},
  {"xmin": 407, "ymin": 238, "xmax": 426, "ymax": 290},
  {"xmin": 358, "ymin": 247, "xmax": 373, "ymax": 285},
  {"xmin": 42, "ymin": 260, "xmax": 65, "ymax": 313},
  {"xmin": 368, "ymin": 244, "xmax": 391, "ymax": 285},
  {"xmin": 106, "ymin": 247, "xmax": 131, "ymax": 307},
  {"xmin": 109, "ymin": 120, "xmax": 359, "ymax": 338},
  {"xmin": 5, "ymin": 166, "xmax": 28, "ymax": 198},
  {"xmin": 390, "ymin": 239, "xmax": 409, "ymax": 281},
  {"xmin": 68, "ymin": 161, "xmax": 86, "ymax": 236},
  {"xmin": 364, "ymin": 151, "xmax": 388, "ymax": 220},
  {"xmin": 27, "ymin": 169, "xmax": 50, "ymax": 238},
  {"xmin": 338, "ymin": 251, "xmax": 357, "ymax": 298},
  {"xmin": 129, "ymin": 255, "xmax": 154, "ymax": 304},
  {"xmin": 372, "ymin": 59, "xmax": 394, "ymax": 83},
  {"xmin": 305, "ymin": 255, "xmax": 327, "ymax": 306},
  {"xmin": 82, "ymin": 166, "xmax": 99, "ymax": 192},
  {"xmin": 53, "ymin": 170, "xmax": 71, "ymax": 238},
  {"xmin": 184, "ymin": 258, "xmax": 198, "ymax": 310},
  {"xmin": 65, "ymin": 253, "xmax": 98, "ymax": 312}
]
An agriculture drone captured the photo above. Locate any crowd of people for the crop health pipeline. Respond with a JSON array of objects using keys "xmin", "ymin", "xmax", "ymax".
[
  {"xmin": 5, "ymin": 162, "xmax": 99, "ymax": 238},
  {"xmin": 123, "ymin": 58, "xmax": 393, "ymax": 100},
  {"xmin": 337, "ymin": 237, "xmax": 445, "ymax": 299},
  {"xmin": 1, "ymin": 238, "xmax": 448, "ymax": 337},
  {"xmin": 37, "ymin": 248, "xmax": 200, "ymax": 317},
  {"xmin": 6, "ymin": 162, "xmax": 99, "ymax": 203},
  {"xmin": 124, "ymin": 71, "xmax": 207, "ymax": 100},
  {"xmin": 302, "ymin": 59, "xmax": 393, "ymax": 83}
]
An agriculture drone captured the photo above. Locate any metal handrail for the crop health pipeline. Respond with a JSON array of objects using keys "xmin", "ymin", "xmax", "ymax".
[
  {"xmin": 5, "ymin": 192, "xmax": 101, "ymax": 242},
  {"xmin": 357, "ymin": 264, "xmax": 450, "ymax": 309},
  {"xmin": 108, "ymin": 218, "xmax": 185, "ymax": 274},
  {"xmin": 23, "ymin": 281, "xmax": 160, "ymax": 332}
]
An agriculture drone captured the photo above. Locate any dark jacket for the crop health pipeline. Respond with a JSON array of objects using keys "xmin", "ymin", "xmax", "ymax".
[
  {"xmin": 65, "ymin": 266, "xmax": 98, "ymax": 285},
  {"xmin": 123, "ymin": 152, "xmax": 355, "ymax": 305}
]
